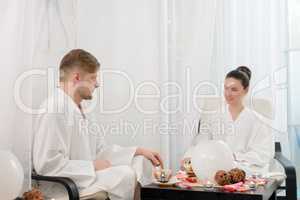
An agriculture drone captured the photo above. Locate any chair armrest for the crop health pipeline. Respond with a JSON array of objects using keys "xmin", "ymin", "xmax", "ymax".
[
  {"xmin": 32, "ymin": 174, "xmax": 80, "ymax": 200},
  {"xmin": 275, "ymin": 142, "xmax": 282, "ymax": 153},
  {"xmin": 275, "ymin": 152, "xmax": 297, "ymax": 200}
]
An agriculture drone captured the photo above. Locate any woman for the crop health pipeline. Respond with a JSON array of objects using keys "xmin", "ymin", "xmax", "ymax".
[{"xmin": 183, "ymin": 66, "xmax": 284, "ymax": 177}]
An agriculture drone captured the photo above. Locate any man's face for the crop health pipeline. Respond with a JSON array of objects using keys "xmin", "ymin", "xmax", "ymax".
[{"xmin": 76, "ymin": 71, "xmax": 99, "ymax": 100}]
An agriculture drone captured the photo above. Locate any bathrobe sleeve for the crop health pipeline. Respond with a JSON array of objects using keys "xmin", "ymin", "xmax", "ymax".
[
  {"xmin": 95, "ymin": 135, "xmax": 137, "ymax": 166},
  {"xmin": 234, "ymin": 121, "xmax": 275, "ymax": 167},
  {"xmin": 33, "ymin": 113, "xmax": 96, "ymax": 189}
]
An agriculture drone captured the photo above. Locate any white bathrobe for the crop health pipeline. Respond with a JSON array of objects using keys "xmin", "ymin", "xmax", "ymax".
[
  {"xmin": 32, "ymin": 88, "xmax": 153, "ymax": 200},
  {"xmin": 184, "ymin": 107, "xmax": 284, "ymax": 178}
]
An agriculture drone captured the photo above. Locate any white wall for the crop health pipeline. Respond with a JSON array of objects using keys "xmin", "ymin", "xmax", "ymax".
[
  {"xmin": 288, "ymin": 0, "xmax": 300, "ymax": 49},
  {"xmin": 288, "ymin": 0, "xmax": 300, "ymax": 125},
  {"xmin": 289, "ymin": 52, "xmax": 300, "ymax": 125}
]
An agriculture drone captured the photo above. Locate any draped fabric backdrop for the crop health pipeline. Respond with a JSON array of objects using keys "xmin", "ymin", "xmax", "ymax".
[
  {"xmin": 171, "ymin": 0, "xmax": 289, "ymax": 170},
  {"xmin": 288, "ymin": 0, "xmax": 300, "ymax": 194},
  {"xmin": 0, "ymin": 0, "xmax": 297, "ymax": 196},
  {"xmin": 0, "ymin": 0, "xmax": 77, "ymax": 194},
  {"xmin": 77, "ymin": 0, "xmax": 164, "ymax": 161},
  {"xmin": 0, "ymin": 0, "xmax": 36, "ymax": 193}
]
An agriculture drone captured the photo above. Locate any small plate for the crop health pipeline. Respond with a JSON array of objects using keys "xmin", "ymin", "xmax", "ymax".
[{"xmin": 153, "ymin": 176, "xmax": 179, "ymax": 186}]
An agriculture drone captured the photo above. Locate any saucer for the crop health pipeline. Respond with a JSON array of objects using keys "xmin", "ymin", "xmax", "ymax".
[{"xmin": 153, "ymin": 176, "xmax": 179, "ymax": 186}]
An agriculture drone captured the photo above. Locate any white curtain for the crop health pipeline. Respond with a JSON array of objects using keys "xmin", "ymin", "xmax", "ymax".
[
  {"xmin": 0, "ymin": 0, "xmax": 294, "ymax": 196},
  {"xmin": 0, "ymin": 0, "xmax": 77, "ymax": 195},
  {"xmin": 288, "ymin": 51, "xmax": 300, "ymax": 196},
  {"xmin": 288, "ymin": 0, "xmax": 300, "ymax": 195},
  {"xmin": 77, "ymin": 0, "xmax": 166, "ymax": 162},
  {"xmin": 0, "ymin": 0, "xmax": 37, "ymax": 194},
  {"xmin": 171, "ymin": 0, "xmax": 289, "ymax": 170},
  {"xmin": 167, "ymin": 0, "xmax": 219, "ymax": 170}
]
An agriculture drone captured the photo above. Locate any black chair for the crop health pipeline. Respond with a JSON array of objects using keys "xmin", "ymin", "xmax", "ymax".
[
  {"xmin": 31, "ymin": 172, "xmax": 109, "ymax": 200},
  {"xmin": 275, "ymin": 142, "xmax": 297, "ymax": 200},
  {"xmin": 31, "ymin": 172, "xmax": 80, "ymax": 200}
]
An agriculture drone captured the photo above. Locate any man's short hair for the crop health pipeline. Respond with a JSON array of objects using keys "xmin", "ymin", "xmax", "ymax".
[{"xmin": 59, "ymin": 49, "xmax": 100, "ymax": 81}]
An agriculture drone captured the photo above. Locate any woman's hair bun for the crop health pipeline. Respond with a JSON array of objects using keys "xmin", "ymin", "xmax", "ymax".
[{"xmin": 236, "ymin": 66, "xmax": 251, "ymax": 81}]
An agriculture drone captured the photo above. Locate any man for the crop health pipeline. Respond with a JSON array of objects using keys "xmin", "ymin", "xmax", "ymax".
[{"xmin": 33, "ymin": 49, "xmax": 163, "ymax": 200}]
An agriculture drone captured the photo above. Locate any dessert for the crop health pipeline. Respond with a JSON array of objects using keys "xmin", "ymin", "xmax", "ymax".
[
  {"xmin": 228, "ymin": 168, "xmax": 246, "ymax": 183},
  {"xmin": 183, "ymin": 159, "xmax": 196, "ymax": 177},
  {"xmin": 214, "ymin": 168, "xmax": 246, "ymax": 186},
  {"xmin": 214, "ymin": 170, "xmax": 232, "ymax": 186},
  {"xmin": 23, "ymin": 188, "xmax": 44, "ymax": 200}
]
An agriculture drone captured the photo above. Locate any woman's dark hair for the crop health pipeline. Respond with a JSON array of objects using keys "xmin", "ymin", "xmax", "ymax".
[{"xmin": 225, "ymin": 66, "xmax": 251, "ymax": 89}]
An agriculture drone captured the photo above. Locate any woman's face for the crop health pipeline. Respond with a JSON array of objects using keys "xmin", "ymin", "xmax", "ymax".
[{"xmin": 224, "ymin": 77, "xmax": 248, "ymax": 106}]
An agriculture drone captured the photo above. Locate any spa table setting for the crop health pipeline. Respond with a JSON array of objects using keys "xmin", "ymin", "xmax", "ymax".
[
  {"xmin": 141, "ymin": 141, "xmax": 282, "ymax": 200},
  {"xmin": 141, "ymin": 169, "xmax": 279, "ymax": 200}
]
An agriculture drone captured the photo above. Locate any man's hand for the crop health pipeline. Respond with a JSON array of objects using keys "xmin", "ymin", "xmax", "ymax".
[
  {"xmin": 93, "ymin": 159, "xmax": 111, "ymax": 171},
  {"xmin": 135, "ymin": 147, "xmax": 164, "ymax": 168}
]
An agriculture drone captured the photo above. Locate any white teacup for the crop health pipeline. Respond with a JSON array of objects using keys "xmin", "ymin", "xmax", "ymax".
[{"xmin": 154, "ymin": 168, "xmax": 172, "ymax": 183}]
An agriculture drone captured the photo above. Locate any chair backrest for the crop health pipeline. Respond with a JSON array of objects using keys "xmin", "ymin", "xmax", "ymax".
[{"xmin": 195, "ymin": 96, "xmax": 272, "ymax": 117}]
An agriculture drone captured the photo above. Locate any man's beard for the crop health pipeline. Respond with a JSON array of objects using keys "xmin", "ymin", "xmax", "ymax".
[{"xmin": 78, "ymin": 87, "xmax": 93, "ymax": 100}]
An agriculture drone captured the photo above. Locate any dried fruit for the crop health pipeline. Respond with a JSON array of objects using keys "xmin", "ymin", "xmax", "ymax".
[
  {"xmin": 23, "ymin": 188, "xmax": 44, "ymax": 200},
  {"xmin": 214, "ymin": 170, "xmax": 232, "ymax": 186},
  {"xmin": 228, "ymin": 168, "xmax": 246, "ymax": 183}
]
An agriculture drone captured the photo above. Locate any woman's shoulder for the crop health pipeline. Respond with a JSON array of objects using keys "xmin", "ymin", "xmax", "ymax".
[{"xmin": 243, "ymin": 107, "xmax": 267, "ymax": 124}]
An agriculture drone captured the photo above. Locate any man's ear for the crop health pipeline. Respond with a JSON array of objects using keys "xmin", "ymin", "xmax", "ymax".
[
  {"xmin": 75, "ymin": 73, "xmax": 80, "ymax": 81},
  {"xmin": 72, "ymin": 72, "xmax": 80, "ymax": 85}
]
